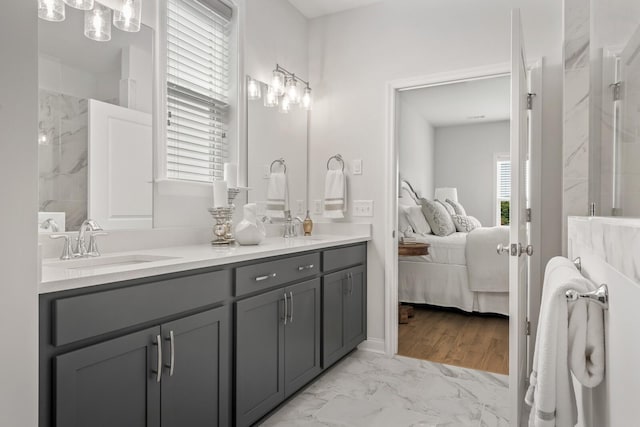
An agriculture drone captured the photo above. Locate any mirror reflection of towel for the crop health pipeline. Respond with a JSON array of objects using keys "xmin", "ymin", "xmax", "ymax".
[
  {"xmin": 266, "ymin": 172, "xmax": 288, "ymax": 218},
  {"xmin": 323, "ymin": 169, "xmax": 347, "ymax": 218}
]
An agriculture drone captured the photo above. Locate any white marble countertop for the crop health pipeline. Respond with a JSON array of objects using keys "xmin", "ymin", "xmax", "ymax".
[{"xmin": 39, "ymin": 234, "xmax": 370, "ymax": 294}]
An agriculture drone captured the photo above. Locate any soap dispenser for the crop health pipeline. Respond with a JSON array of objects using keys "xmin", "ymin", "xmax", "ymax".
[{"xmin": 303, "ymin": 210, "xmax": 313, "ymax": 236}]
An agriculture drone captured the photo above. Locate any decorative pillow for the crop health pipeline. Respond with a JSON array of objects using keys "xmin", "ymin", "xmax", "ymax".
[
  {"xmin": 436, "ymin": 199, "xmax": 456, "ymax": 216},
  {"xmin": 419, "ymin": 198, "xmax": 456, "ymax": 236},
  {"xmin": 451, "ymin": 215, "xmax": 482, "ymax": 232},
  {"xmin": 446, "ymin": 198, "xmax": 467, "ymax": 216},
  {"xmin": 405, "ymin": 205, "xmax": 432, "ymax": 235},
  {"xmin": 398, "ymin": 205, "xmax": 414, "ymax": 236}
]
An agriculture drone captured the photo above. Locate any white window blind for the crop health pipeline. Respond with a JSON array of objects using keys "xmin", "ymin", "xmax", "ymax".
[
  {"xmin": 166, "ymin": 0, "xmax": 232, "ymax": 183},
  {"xmin": 497, "ymin": 160, "xmax": 511, "ymax": 200}
]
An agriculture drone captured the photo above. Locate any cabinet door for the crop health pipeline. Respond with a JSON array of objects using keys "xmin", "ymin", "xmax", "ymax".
[
  {"xmin": 344, "ymin": 265, "xmax": 367, "ymax": 350},
  {"xmin": 55, "ymin": 327, "xmax": 161, "ymax": 427},
  {"xmin": 161, "ymin": 306, "xmax": 230, "ymax": 427},
  {"xmin": 236, "ymin": 288, "xmax": 286, "ymax": 427},
  {"xmin": 284, "ymin": 278, "xmax": 321, "ymax": 397},
  {"xmin": 322, "ymin": 270, "xmax": 348, "ymax": 368}
]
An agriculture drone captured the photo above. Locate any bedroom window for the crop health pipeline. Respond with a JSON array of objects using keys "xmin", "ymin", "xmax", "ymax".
[
  {"xmin": 496, "ymin": 156, "xmax": 511, "ymax": 226},
  {"xmin": 166, "ymin": 0, "xmax": 232, "ymax": 183}
]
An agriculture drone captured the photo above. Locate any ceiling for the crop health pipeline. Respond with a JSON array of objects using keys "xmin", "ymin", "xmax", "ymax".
[
  {"xmin": 287, "ymin": 0, "xmax": 383, "ymax": 19},
  {"xmin": 399, "ymin": 76, "xmax": 511, "ymax": 128}
]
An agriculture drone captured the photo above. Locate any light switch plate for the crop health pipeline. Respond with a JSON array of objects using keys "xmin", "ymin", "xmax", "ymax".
[
  {"xmin": 353, "ymin": 200, "xmax": 373, "ymax": 217},
  {"xmin": 353, "ymin": 159, "xmax": 363, "ymax": 175},
  {"xmin": 313, "ymin": 199, "xmax": 322, "ymax": 214}
]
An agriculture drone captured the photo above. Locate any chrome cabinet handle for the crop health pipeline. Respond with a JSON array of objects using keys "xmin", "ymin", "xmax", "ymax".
[
  {"xmin": 283, "ymin": 293, "xmax": 288, "ymax": 325},
  {"xmin": 152, "ymin": 334, "xmax": 162, "ymax": 383},
  {"xmin": 256, "ymin": 273, "xmax": 277, "ymax": 282},
  {"xmin": 349, "ymin": 273, "xmax": 354, "ymax": 295},
  {"xmin": 165, "ymin": 330, "xmax": 175, "ymax": 377},
  {"xmin": 289, "ymin": 291, "xmax": 294, "ymax": 323},
  {"xmin": 297, "ymin": 264, "xmax": 315, "ymax": 271}
]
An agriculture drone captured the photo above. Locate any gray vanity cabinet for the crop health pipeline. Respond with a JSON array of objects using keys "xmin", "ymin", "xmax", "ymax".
[
  {"xmin": 235, "ymin": 278, "xmax": 321, "ymax": 427},
  {"xmin": 322, "ymin": 264, "xmax": 367, "ymax": 368}
]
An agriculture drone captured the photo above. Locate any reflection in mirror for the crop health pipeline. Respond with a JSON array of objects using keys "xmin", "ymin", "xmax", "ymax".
[
  {"xmin": 38, "ymin": 5, "xmax": 153, "ymax": 232},
  {"xmin": 246, "ymin": 76, "xmax": 308, "ymax": 218},
  {"xmin": 590, "ymin": 1, "xmax": 640, "ymax": 216}
]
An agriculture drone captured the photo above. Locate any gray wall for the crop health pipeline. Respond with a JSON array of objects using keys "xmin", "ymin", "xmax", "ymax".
[
  {"xmin": 434, "ymin": 120, "xmax": 510, "ymax": 226},
  {"xmin": 0, "ymin": 1, "xmax": 39, "ymax": 425},
  {"xmin": 398, "ymin": 98, "xmax": 435, "ymax": 199}
]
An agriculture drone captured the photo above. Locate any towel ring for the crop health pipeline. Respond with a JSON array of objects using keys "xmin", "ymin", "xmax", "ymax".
[
  {"xmin": 270, "ymin": 158, "xmax": 287, "ymax": 173},
  {"xmin": 327, "ymin": 154, "xmax": 344, "ymax": 171}
]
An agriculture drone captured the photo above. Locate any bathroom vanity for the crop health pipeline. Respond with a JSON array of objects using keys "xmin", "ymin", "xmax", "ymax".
[{"xmin": 38, "ymin": 237, "xmax": 368, "ymax": 427}]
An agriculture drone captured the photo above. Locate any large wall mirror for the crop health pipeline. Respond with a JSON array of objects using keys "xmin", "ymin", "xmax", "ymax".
[
  {"xmin": 38, "ymin": 4, "xmax": 153, "ymax": 232},
  {"xmin": 246, "ymin": 76, "xmax": 308, "ymax": 217},
  {"xmin": 589, "ymin": 0, "xmax": 640, "ymax": 217}
]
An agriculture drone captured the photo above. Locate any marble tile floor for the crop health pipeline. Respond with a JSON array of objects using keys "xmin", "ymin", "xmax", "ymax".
[{"xmin": 260, "ymin": 350, "xmax": 510, "ymax": 427}]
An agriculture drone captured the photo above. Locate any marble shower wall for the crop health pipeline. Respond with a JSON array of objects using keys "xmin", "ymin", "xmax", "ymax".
[
  {"xmin": 38, "ymin": 89, "xmax": 88, "ymax": 231},
  {"xmin": 563, "ymin": 0, "xmax": 591, "ymax": 253}
]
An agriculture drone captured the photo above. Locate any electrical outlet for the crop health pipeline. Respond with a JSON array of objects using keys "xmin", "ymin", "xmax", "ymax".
[
  {"xmin": 296, "ymin": 200, "xmax": 304, "ymax": 214},
  {"xmin": 353, "ymin": 200, "xmax": 373, "ymax": 217},
  {"xmin": 313, "ymin": 199, "xmax": 322, "ymax": 214},
  {"xmin": 263, "ymin": 165, "xmax": 270, "ymax": 179},
  {"xmin": 353, "ymin": 159, "xmax": 363, "ymax": 175}
]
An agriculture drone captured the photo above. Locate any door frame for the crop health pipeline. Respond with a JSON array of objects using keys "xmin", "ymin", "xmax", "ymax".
[{"xmin": 383, "ymin": 59, "xmax": 542, "ymax": 377}]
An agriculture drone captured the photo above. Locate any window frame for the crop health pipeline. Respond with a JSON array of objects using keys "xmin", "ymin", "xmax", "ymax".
[{"xmin": 494, "ymin": 152, "xmax": 511, "ymax": 226}]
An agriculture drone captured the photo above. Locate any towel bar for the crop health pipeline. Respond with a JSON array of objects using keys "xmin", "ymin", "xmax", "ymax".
[
  {"xmin": 270, "ymin": 158, "xmax": 287, "ymax": 173},
  {"xmin": 327, "ymin": 154, "xmax": 345, "ymax": 171},
  {"xmin": 566, "ymin": 284, "xmax": 609, "ymax": 309}
]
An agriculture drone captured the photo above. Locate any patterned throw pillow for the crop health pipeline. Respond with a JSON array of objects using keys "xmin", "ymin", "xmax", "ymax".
[
  {"xmin": 446, "ymin": 198, "xmax": 467, "ymax": 216},
  {"xmin": 451, "ymin": 214, "xmax": 482, "ymax": 232},
  {"xmin": 436, "ymin": 199, "xmax": 456, "ymax": 216},
  {"xmin": 419, "ymin": 198, "xmax": 456, "ymax": 236}
]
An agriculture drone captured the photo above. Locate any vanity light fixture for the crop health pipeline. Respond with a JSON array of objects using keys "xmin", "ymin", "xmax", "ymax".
[
  {"xmin": 264, "ymin": 85, "xmax": 279, "ymax": 107},
  {"xmin": 271, "ymin": 69, "xmax": 286, "ymax": 96},
  {"xmin": 247, "ymin": 78, "xmax": 262, "ymax": 100},
  {"xmin": 63, "ymin": 0, "xmax": 94, "ymax": 10},
  {"xmin": 38, "ymin": 0, "xmax": 66, "ymax": 22},
  {"xmin": 301, "ymin": 86, "xmax": 312, "ymax": 110},
  {"xmin": 279, "ymin": 94, "xmax": 291, "ymax": 113},
  {"xmin": 270, "ymin": 64, "xmax": 313, "ymax": 111},
  {"xmin": 113, "ymin": 0, "xmax": 141, "ymax": 32},
  {"xmin": 286, "ymin": 76, "xmax": 300, "ymax": 104},
  {"xmin": 84, "ymin": 3, "xmax": 112, "ymax": 41}
]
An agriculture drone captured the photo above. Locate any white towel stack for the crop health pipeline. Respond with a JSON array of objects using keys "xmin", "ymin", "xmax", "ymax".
[
  {"xmin": 525, "ymin": 256, "xmax": 605, "ymax": 427},
  {"xmin": 323, "ymin": 169, "xmax": 347, "ymax": 218},
  {"xmin": 266, "ymin": 171, "xmax": 289, "ymax": 218}
]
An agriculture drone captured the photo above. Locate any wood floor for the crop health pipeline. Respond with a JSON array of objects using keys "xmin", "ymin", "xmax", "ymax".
[{"xmin": 398, "ymin": 305, "xmax": 509, "ymax": 375}]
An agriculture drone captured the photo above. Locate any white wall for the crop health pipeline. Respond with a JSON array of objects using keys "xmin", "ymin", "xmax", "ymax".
[
  {"xmin": 0, "ymin": 2, "xmax": 39, "ymax": 425},
  {"xmin": 398, "ymin": 98, "xmax": 435, "ymax": 198},
  {"xmin": 434, "ymin": 121, "xmax": 510, "ymax": 226},
  {"xmin": 307, "ymin": 0, "xmax": 564, "ymax": 344}
]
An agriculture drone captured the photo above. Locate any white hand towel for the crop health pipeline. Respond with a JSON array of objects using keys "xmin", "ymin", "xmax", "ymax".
[
  {"xmin": 526, "ymin": 256, "xmax": 588, "ymax": 427},
  {"xmin": 323, "ymin": 169, "xmax": 347, "ymax": 218},
  {"xmin": 266, "ymin": 172, "xmax": 289, "ymax": 218}
]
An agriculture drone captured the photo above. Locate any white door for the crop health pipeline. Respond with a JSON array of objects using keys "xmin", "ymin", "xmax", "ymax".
[
  {"xmin": 88, "ymin": 99, "xmax": 153, "ymax": 229},
  {"xmin": 509, "ymin": 9, "xmax": 531, "ymax": 427}
]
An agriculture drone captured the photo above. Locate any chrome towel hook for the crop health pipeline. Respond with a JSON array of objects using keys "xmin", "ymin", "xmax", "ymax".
[
  {"xmin": 270, "ymin": 158, "xmax": 287, "ymax": 173},
  {"xmin": 566, "ymin": 284, "xmax": 609, "ymax": 309},
  {"xmin": 573, "ymin": 257, "xmax": 582, "ymax": 272},
  {"xmin": 327, "ymin": 154, "xmax": 345, "ymax": 172}
]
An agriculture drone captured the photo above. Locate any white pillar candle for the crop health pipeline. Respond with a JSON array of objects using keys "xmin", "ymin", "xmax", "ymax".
[
  {"xmin": 213, "ymin": 180, "xmax": 228, "ymax": 208},
  {"xmin": 223, "ymin": 162, "xmax": 238, "ymax": 188}
]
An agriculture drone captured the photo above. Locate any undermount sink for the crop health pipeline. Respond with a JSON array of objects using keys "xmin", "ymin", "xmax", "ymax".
[{"xmin": 46, "ymin": 254, "xmax": 179, "ymax": 271}]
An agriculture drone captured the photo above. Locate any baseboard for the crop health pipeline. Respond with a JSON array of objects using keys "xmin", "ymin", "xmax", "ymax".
[{"xmin": 357, "ymin": 338, "xmax": 386, "ymax": 354}]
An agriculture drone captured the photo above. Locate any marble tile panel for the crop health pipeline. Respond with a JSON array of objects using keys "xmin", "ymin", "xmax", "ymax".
[
  {"xmin": 563, "ymin": 0, "xmax": 589, "ymax": 70},
  {"xmin": 563, "ymin": 178, "xmax": 589, "ymax": 217}
]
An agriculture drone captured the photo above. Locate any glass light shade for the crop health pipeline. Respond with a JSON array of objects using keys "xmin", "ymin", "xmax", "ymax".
[
  {"xmin": 271, "ymin": 70, "xmax": 285, "ymax": 96},
  {"xmin": 85, "ymin": 3, "xmax": 112, "ymax": 42},
  {"xmin": 264, "ymin": 85, "xmax": 278, "ymax": 107},
  {"xmin": 301, "ymin": 87, "xmax": 312, "ymax": 111},
  {"xmin": 247, "ymin": 78, "xmax": 262, "ymax": 100},
  {"xmin": 279, "ymin": 94, "xmax": 291, "ymax": 113},
  {"xmin": 113, "ymin": 0, "xmax": 141, "ymax": 32},
  {"xmin": 286, "ymin": 77, "xmax": 300, "ymax": 104},
  {"xmin": 38, "ymin": 0, "xmax": 65, "ymax": 22},
  {"xmin": 63, "ymin": 0, "xmax": 94, "ymax": 10}
]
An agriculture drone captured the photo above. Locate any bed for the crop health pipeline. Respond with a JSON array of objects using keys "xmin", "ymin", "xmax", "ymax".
[{"xmin": 398, "ymin": 181, "xmax": 509, "ymax": 316}]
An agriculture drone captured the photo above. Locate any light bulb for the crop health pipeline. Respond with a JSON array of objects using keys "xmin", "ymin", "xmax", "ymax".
[
  {"xmin": 38, "ymin": 0, "xmax": 65, "ymax": 22},
  {"xmin": 247, "ymin": 78, "xmax": 262, "ymax": 100},
  {"xmin": 114, "ymin": 0, "xmax": 141, "ymax": 32},
  {"xmin": 271, "ymin": 70, "xmax": 285, "ymax": 96},
  {"xmin": 63, "ymin": 0, "xmax": 94, "ymax": 10},
  {"xmin": 279, "ymin": 94, "xmax": 291, "ymax": 113},
  {"xmin": 286, "ymin": 77, "xmax": 299, "ymax": 104},
  {"xmin": 264, "ymin": 86, "xmax": 278, "ymax": 107},
  {"xmin": 85, "ymin": 3, "xmax": 112, "ymax": 41},
  {"xmin": 301, "ymin": 86, "xmax": 312, "ymax": 111}
]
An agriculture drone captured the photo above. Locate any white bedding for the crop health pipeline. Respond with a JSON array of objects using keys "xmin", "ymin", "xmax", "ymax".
[{"xmin": 401, "ymin": 232, "xmax": 468, "ymax": 265}]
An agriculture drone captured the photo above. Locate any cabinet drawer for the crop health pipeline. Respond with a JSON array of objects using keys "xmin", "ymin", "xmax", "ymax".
[
  {"xmin": 323, "ymin": 244, "xmax": 366, "ymax": 272},
  {"xmin": 236, "ymin": 253, "xmax": 320, "ymax": 297},
  {"xmin": 53, "ymin": 270, "xmax": 231, "ymax": 347}
]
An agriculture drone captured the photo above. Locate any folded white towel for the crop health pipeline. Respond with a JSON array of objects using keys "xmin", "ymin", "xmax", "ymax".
[
  {"xmin": 323, "ymin": 169, "xmax": 347, "ymax": 218},
  {"xmin": 526, "ymin": 256, "xmax": 585, "ymax": 427},
  {"xmin": 266, "ymin": 172, "xmax": 288, "ymax": 218}
]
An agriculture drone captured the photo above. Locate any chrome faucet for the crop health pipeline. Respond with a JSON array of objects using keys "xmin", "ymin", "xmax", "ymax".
[
  {"xmin": 40, "ymin": 218, "xmax": 60, "ymax": 232},
  {"xmin": 283, "ymin": 211, "xmax": 304, "ymax": 238},
  {"xmin": 75, "ymin": 219, "xmax": 106, "ymax": 257}
]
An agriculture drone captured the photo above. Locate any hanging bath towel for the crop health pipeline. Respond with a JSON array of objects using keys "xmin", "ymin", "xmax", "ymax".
[
  {"xmin": 323, "ymin": 169, "xmax": 347, "ymax": 218},
  {"xmin": 266, "ymin": 171, "xmax": 289, "ymax": 218}
]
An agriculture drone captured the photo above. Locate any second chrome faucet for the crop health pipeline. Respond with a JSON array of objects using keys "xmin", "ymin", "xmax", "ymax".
[{"xmin": 50, "ymin": 219, "xmax": 108, "ymax": 260}]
